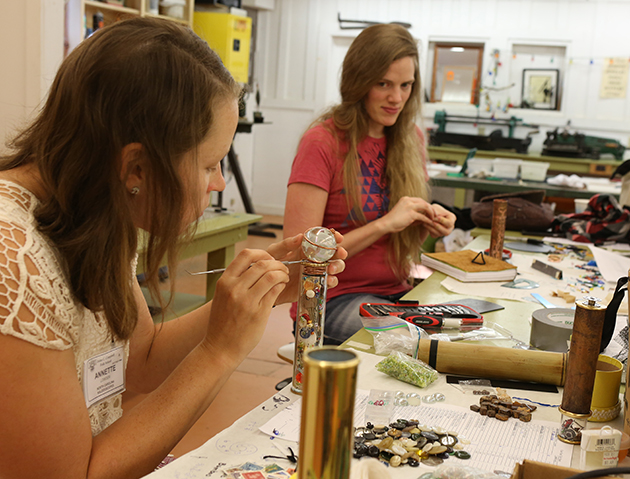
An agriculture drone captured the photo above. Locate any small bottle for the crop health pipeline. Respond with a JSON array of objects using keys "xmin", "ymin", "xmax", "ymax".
[
  {"xmin": 148, "ymin": 0, "xmax": 159, "ymax": 15},
  {"xmin": 579, "ymin": 426, "xmax": 621, "ymax": 470}
]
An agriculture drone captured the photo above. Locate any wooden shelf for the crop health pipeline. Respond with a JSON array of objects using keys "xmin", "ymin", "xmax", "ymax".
[
  {"xmin": 84, "ymin": 0, "xmax": 140, "ymax": 15},
  {"xmin": 144, "ymin": 12, "xmax": 190, "ymax": 25},
  {"xmin": 80, "ymin": 0, "xmax": 194, "ymax": 35}
]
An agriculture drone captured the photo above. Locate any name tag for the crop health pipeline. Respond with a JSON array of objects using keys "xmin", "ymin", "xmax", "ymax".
[{"xmin": 83, "ymin": 346, "xmax": 125, "ymax": 408}]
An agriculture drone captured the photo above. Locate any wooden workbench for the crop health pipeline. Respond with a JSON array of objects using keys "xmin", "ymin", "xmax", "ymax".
[
  {"xmin": 137, "ymin": 211, "xmax": 261, "ymax": 318},
  {"xmin": 428, "ymin": 145, "xmax": 622, "ymax": 177}
]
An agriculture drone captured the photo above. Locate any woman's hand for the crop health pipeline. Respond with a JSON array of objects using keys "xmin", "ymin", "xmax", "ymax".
[
  {"xmin": 379, "ymin": 196, "xmax": 436, "ymax": 234},
  {"xmin": 202, "ymin": 249, "xmax": 290, "ymax": 363},
  {"xmin": 425, "ymin": 203, "xmax": 457, "ymax": 238},
  {"xmin": 267, "ymin": 231, "xmax": 347, "ymax": 305}
]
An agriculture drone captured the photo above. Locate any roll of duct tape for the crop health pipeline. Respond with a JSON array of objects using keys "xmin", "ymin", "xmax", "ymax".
[{"xmin": 530, "ymin": 308, "xmax": 575, "ymax": 352}]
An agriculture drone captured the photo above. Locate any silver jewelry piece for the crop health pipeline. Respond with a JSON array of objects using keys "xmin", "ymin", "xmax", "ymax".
[{"xmin": 130, "ymin": 186, "xmax": 140, "ymax": 195}]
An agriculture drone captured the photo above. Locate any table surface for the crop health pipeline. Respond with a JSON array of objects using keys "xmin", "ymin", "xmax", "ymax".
[
  {"xmin": 428, "ymin": 145, "xmax": 623, "ymax": 178},
  {"xmin": 430, "ymin": 171, "xmax": 621, "ymax": 201},
  {"xmin": 143, "ymin": 236, "xmax": 629, "ymax": 477}
]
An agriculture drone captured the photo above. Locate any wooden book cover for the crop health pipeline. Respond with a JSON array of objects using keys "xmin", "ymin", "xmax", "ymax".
[{"xmin": 421, "ymin": 250, "xmax": 517, "ymax": 282}]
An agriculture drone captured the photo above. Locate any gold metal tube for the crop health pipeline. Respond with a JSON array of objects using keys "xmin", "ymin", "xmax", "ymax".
[{"xmin": 298, "ymin": 347, "xmax": 360, "ymax": 479}]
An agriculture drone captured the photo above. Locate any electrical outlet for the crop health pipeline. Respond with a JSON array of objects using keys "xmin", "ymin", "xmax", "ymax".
[{"xmin": 478, "ymin": 126, "xmax": 486, "ymax": 136}]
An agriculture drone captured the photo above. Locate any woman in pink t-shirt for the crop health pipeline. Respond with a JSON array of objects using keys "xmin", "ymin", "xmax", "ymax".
[{"xmin": 284, "ymin": 24, "xmax": 456, "ymax": 344}]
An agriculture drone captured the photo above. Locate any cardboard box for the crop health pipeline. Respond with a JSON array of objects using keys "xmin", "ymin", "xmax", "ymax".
[{"xmin": 511, "ymin": 459, "xmax": 622, "ymax": 479}]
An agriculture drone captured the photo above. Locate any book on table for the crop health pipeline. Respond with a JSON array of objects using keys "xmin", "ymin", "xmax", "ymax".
[{"xmin": 420, "ymin": 250, "xmax": 517, "ymax": 282}]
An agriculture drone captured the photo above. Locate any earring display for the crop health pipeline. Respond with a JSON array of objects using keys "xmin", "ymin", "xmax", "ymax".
[{"xmin": 291, "ymin": 227, "xmax": 337, "ymax": 394}]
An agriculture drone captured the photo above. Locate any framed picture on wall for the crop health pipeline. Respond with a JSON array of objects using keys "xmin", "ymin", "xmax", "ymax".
[{"xmin": 521, "ymin": 69, "xmax": 559, "ymax": 110}]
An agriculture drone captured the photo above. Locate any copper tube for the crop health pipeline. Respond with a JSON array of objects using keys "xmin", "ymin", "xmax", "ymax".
[
  {"xmin": 415, "ymin": 339, "xmax": 566, "ymax": 385},
  {"xmin": 561, "ymin": 297, "xmax": 607, "ymax": 415},
  {"xmin": 298, "ymin": 347, "xmax": 360, "ymax": 479},
  {"xmin": 489, "ymin": 199, "xmax": 508, "ymax": 260},
  {"xmin": 292, "ymin": 262, "xmax": 328, "ymax": 394}
]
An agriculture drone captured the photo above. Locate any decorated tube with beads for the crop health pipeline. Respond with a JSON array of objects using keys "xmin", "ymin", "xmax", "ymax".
[{"xmin": 291, "ymin": 262, "xmax": 328, "ymax": 394}]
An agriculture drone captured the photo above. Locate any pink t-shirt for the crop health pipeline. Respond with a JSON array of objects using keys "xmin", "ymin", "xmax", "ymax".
[{"xmin": 288, "ymin": 120, "xmax": 416, "ymax": 300}]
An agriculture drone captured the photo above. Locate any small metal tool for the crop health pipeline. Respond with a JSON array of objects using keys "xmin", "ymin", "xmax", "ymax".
[
  {"xmin": 186, "ymin": 260, "xmax": 303, "ymax": 276},
  {"xmin": 501, "ymin": 278, "xmax": 539, "ymax": 289}
]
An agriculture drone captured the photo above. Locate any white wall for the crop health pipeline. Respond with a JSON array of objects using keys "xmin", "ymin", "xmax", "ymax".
[
  {"xmin": 4, "ymin": 0, "xmax": 630, "ymax": 217},
  {"xmin": 0, "ymin": 0, "xmax": 65, "ymax": 155},
  {"xmin": 243, "ymin": 0, "xmax": 630, "ymax": 216}
]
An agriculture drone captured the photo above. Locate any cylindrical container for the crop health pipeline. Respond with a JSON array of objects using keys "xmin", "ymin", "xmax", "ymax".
[
  {"xmin": 590, "ymin": 355, "xmax": 623, "ymax": 422},
  {"xmin": 529, "ymin": 308, "xmax": 574, "ymax": 353},
  {"xmin": 415, "ymin": 339, "xmax": 566, "ymax": 386},
  {"xmin": 489, "ymin": 199, "xmax": 508, "ymax": 260},
  {"xmin": 292, "ymin": 262, "xmax": 328, "ymax": 394},
  {"xmin": 559, "ymin": 296, "xmax": 606, "ymax": 444},
  {"xmin": 298, "ymin": 348, "xmax": 360, "ymax": 479}
]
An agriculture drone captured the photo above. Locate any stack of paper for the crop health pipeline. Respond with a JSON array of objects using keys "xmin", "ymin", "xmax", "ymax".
[{"xmin": 421, "ymin": 250, "xmax": 517, "ymax": 282}]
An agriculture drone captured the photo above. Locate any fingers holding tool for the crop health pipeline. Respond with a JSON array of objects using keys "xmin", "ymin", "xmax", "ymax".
[{"xmin": 204, "ymin": 249, "xmax": 290, "ymax": 360}]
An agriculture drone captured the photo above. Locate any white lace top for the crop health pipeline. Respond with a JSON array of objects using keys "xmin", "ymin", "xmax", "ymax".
[{"xmin": 0, "ymin": 179, "xmax": 131, "ymax": 435}]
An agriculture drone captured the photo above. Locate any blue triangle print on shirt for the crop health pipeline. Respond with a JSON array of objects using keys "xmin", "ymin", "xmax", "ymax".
[
  {"xmin": 361, "ymin": 162, "xmax": 377, "ymax": 178},
  {"xmin": 369, "ymin": 179, "xmax": 384, "ymax": 195}
]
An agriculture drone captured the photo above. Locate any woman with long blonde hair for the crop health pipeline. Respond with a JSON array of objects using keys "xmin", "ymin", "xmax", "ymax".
[{"xmin": 284, "ymin": 23, "xmax": 455, "ymax": 344}]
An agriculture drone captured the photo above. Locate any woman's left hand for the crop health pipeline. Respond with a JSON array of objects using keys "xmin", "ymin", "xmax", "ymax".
[
  {"xmin": 267, "ymin": 231, "xmax": 347, "ymax": 305},
  {"xmin": 425, "ymin": 203, "xmax": 457, "ymax": 238}
]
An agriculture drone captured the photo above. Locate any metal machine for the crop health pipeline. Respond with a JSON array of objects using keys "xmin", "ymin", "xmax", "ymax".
[
  {"xmin": 429, "ymin": 110, "xmax": 539, "ymax": 154},
  {"xmin": 542, "ymin": 127, "xmax": 626, "ymax": 160}
]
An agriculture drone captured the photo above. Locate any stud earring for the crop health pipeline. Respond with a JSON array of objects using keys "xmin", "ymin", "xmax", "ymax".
[{"xmin": 130, "ymin": 186, "xmax": 140, "ymax": 195}]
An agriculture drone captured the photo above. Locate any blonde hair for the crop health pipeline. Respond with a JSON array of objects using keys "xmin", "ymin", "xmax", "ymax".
[{"xmin": 315, "ymin": 24, "xmax": 429, "ymax": 278}]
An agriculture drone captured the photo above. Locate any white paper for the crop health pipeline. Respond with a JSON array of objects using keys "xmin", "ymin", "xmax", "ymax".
[
  {"xmin": 259, "ymin": 390, "xmax": 573, "ymax": 471},
  {"xmin": 588, "ymin": 245, "xmax": 630, "ymax": 283}
]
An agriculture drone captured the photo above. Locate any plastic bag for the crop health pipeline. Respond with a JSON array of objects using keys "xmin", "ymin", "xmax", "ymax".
[
  {"xmin": 361, "ymin": 316, "xmax": 512, "ymax": 358},
  {"xmin": 375, "ymin": 351, "xmax": 438, "ymax": 388},
  {"xmin": 361, "ymin": 316, "xmax": 428, "ymax": 357},
  {"xmin": 428, "ymin": 323, "xmax": 511, "ymax": 343},
  {"xmin": 457, "ymin": 379, "xmax": 496, "ymax": 396},
  {"xmin": 349, "ymin": 458, "xmax": 392, "ymax": 479},
  {"xmin": 431, "ymin": 463, "xmax": 508, "ymax": 478}
]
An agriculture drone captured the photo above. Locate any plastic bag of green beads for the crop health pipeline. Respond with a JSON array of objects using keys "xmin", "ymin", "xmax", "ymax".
[{"xmin": 375, "ymin": 351, "xmax": 438, "ymax": 388}]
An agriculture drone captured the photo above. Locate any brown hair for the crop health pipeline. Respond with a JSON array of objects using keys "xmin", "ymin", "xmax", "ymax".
[
  {"xmin": 315, "ymin": 24, "xmax": 429, "ymax": 278},
  {"xmin": 1, "ymin": 17, "xmax": 240, "ymax": 339}
]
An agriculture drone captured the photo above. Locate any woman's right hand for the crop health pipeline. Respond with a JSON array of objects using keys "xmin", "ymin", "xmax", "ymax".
[
  {"xmin": 201, "ymin": 249, "xmax": 290, "ymax": 365},
  {"xmin": 380, "ymin": 196, "xmax": 436, "ymax": 234}
]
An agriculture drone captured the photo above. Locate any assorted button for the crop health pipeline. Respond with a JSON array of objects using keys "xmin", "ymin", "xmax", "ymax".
[{"xmin": 353, "ymin": 420, "xmax": 472, "ymax": 468}]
